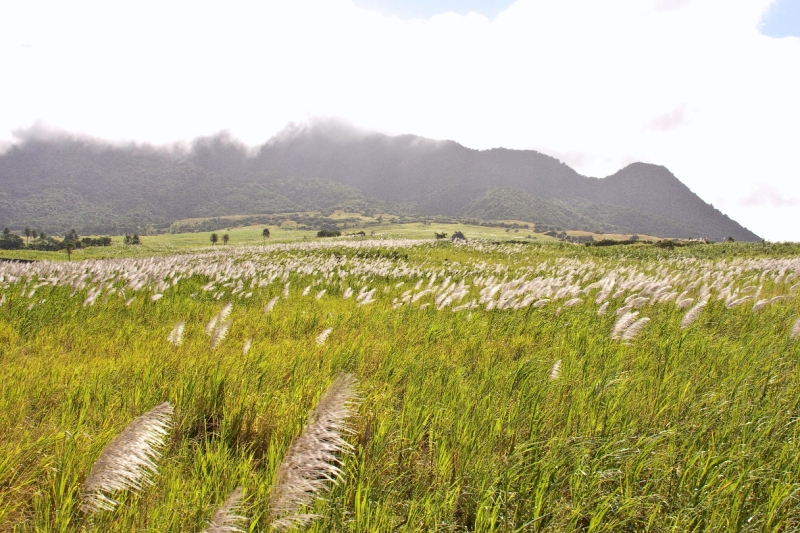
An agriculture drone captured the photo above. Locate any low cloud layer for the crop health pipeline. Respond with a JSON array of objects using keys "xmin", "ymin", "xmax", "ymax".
[
  {"xmin": 1, "ymin": 0, "xmax": 798, "ymax": 240},
  {"xmin": 740, "ymin": 185, "xmax": 800, "ymax": 208}
]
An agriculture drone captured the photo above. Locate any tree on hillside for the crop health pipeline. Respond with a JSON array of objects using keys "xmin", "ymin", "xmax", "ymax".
[
  {"xmin": 262, "ymin": 228, "xmax": 270, "ymax": 242},
  {"xmin": 64, "ymin": 240, "xmax": 75, "ymax": 261},
  {"xmin": 31, "ymin": 230, "xmax": 38, "ymax": 241},
  {"xmin": 210, "ymin": 233, "xmax": 219, "ymax": 245},
  {"xmin": 222, "ymin": 234, "xmax": 230, "ymax": 245},
  {"xmin": 24, "ymin": 227, "xmax": 31, "ymax": 245}
]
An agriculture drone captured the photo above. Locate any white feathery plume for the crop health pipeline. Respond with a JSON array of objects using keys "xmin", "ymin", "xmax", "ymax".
[
  {"xmin": 533, "ymin": 299, "xmax": 549, "ymax": 308},
  {"xmin": 615, "ymin": 304, "xmax": 633, "ymax": 316},
  {"xmin": 205, "ymin": 315, "xmax": 219, "ymax": 336},
  {"xmin": 268, "ymin": 373, "xmax": 358, "ymax": 531},
  {"xmin": 203, "ymin": 486, "xmax": 248, "ymax": 533},
  {"xmin": 342, "ymin": 287, "xmax": 353, "ymax": 299},
  {"xmin": 150, "ymin": 293, "xmax": 163, "ymax": 302},
  {"xmin": 264, "ymin": 297, "xmax": 279, "ymax": 313},
  {"xmin": 316, "ymin": 289, "xmax": 326, "ymax": 300},
  {"xmin": 681, "ymin": 301, "xmax": 706, "ymax": 328},
  {"xmin": 563, "ymin": 297, "xmax": 581, "ymax": 307},
  {"xmin": 242, "ymin": 337, "xmax": 252, "ymax": 355},
  {"xmin": 611, "ymin": 311, "xmax": 639, "ymax": 339},
  {"xmin": 726, "ymin": 295, "xmax": 753, "ymax": 309},
  {"xmin": 167, "ymin": 321, "xmax": 185, "ymax": 346},
  {"xmin": 283, "ymin": 282, "xmax": 290, "ymax": 298},
  {"xmin": 621, "ymin": 317, "xmax": 650, "ymax": 341},
  {"xmin": 219, "ymin": 302, "xmax": 234, "ymax": 321},
  {"xmin": 316, "ymin": 328, "xmax": 333, "ymax": 346},
  {"xmin": 211, "ymin": 321, "xmax": 232, "ymax": 350},
  {"xmin": 80, "ymin": 402, "xmax": 173, "ymax": 513},
  {"xmin": 549, "ymin": 359, "xmax": 561, "ymax": 380},
  {"xmin": 791, "ymin": 317, "xmax": 800, "ymax": 340},
  {"xmin": 125, "ymin": 297, "xmax": 135, "ymax": 306},
  {"xmin": 752, "ymin": 299, "xmax": 770, "ymax": 312},
  {"xmin": 597, "ymin": 301, "xmax": 609, "ymax": 316},
  {"xmin": 302, "ymin": 286, "xmax": 311, "ymax": 296}
]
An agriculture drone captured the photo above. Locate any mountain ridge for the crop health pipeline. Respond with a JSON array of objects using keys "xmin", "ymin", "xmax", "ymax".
[{"xmin": 0, "ymin": 122, "xmax": 760, "ymax": 241}]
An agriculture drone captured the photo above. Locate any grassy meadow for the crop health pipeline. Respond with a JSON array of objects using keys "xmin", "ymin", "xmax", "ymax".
[
  {"xmin": 2, "ymin": 238, "xmax": 800, "ymax": 532},
  {"xmin": 1, "ymin": 213, "xmax": 565, "ymax": 262}
]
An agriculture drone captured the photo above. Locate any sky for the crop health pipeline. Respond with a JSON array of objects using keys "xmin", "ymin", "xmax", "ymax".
[{"xmin": 1, "ymin": 0, "xmax": 798, "ymax": 241}]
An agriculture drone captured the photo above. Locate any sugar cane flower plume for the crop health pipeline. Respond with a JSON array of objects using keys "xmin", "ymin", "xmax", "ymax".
[
  {"xmin": 791, "ymin": 317, "xmax": 800, "ymax": 340},
  {"xmin": 80, "ymin": 402, "xmax": 174, "ymax": 513},
  {"xmin": 268, "ymin": 373, "xmax": 358, "ymax": 531},
  {"xmin": 203, "ymin": 486, "xmax": 247, "ymax": 533},
  {"xmin": 168, "ymin": 320, "xmax": 185, "ymax": 346},
  {"xmin": 549, "ymin": 359, "xmax": 561, "ymax": 380}
]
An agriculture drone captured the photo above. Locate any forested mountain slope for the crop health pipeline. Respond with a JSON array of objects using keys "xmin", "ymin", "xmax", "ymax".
[{"xmin": 0, "ymin": 122, "xmax": 760, "ymax": 241}]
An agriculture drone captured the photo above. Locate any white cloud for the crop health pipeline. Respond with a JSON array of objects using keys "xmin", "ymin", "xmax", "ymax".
[
  {"xmin": 740, "ymin": 185, "xmax": 800, "ymax": 208},
  {"xmin": 0, "ymin": 0, "xmax": 798, "ymax": 239},
  {"xmin": 647, "ymin": 104, "xmax": 690, "ymax": 132}
]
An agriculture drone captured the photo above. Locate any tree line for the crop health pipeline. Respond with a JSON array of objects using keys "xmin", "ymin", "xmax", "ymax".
[{"xmin": 0, "ymin": 227, "xmax": 124, "ymax": 254}]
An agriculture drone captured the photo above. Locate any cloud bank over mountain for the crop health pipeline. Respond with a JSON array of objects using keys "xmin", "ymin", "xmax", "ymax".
[{"xmin": 0, "ymin": 121, "xmax": 760, "ymax": 242}]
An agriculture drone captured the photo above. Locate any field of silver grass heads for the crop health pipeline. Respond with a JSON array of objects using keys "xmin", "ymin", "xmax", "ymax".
[{"xmin": 1, "ymin": 238, "xmax": 800, "ymax": 531}]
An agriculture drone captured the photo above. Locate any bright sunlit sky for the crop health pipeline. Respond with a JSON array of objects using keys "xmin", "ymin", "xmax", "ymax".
[{"xmin": 1, "ymin": 0, "xmax": 798, "ymax": 240}]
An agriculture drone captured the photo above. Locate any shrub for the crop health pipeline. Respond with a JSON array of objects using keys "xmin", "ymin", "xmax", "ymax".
[
  {"xmin": 81, "ymin": 237, "xmax": 113, "ymax": 247},
  {"xmin": 317, "ymin": 229, "xmax": 341, "ymax": 238}
]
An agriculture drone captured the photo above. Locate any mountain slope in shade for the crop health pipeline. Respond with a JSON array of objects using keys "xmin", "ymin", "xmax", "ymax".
[
  {"xmin": 458, "ymin": 187, "xmax": 698, "ymax": 238},
  {"xmin": 250, "ymin": 121, "xmax": 759, "ymax": 241},
  {"xmin": 0, "ymin": 121, "xmax": 760, "ymax": 241}
]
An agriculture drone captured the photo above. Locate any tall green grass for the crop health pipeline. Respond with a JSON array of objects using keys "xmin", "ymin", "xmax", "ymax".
[{"xmin": 1, "ymin": 240, "xmax": 799, "ymax": 531}]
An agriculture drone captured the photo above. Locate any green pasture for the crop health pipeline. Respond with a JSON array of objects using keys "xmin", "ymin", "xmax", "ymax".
[{"xmin": 0, "ymin": 221, "xmax": 556, "ymax": 262}]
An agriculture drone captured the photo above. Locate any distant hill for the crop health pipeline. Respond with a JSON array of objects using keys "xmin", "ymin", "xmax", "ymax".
[
  {"xmin": 0, "ymin": 121, "xmax": 760, "ymax": 241},
  {"xmin": 251, "ymin": 121, "xmax": 758, "ymax": 241}
]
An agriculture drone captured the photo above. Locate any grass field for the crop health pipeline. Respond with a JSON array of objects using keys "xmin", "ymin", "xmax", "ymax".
[
  {"xmin": 0, "ymin": 219, "xmax": 562, "ymax": 262},
  {"xmin": 1, "ymin": 238, "xmax": 800, "ymax": 531}
]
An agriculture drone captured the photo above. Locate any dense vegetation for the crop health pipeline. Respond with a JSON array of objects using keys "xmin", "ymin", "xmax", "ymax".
[
  {"xmin": 1, "ymin": 238, "xmax": 798, "ymax": 531},
  {"xmin": 0, "ymin": 137, "xmax": 397, "ymax": 236},
  {"xmin": 0, "ymin": 123, "xmax": 760, "ymax": 240},
  {"xmin": 0, "ymin": 228, "xmax": 114, "ymax": 252},
  {"xmin": 459, "ymin": 187, "xmax": 697, "ymax": 238}
]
